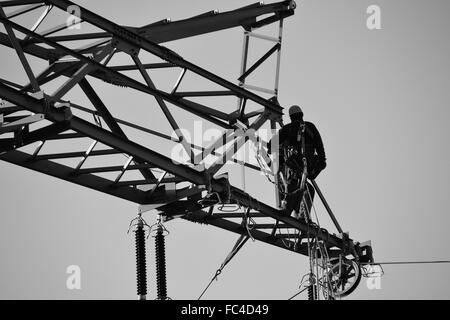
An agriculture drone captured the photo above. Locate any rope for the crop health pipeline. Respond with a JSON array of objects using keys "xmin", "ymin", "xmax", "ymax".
[
  {"xmin": 252, "ymin": 138, "xmax": 276, "ymax": 184},
  {"xmin": 304, "ymin": 212, "xmax": 315, "ymax": 299},
  {"xmin": 301, "ymin": 184, "xmax": 337, "ymax": 300},
  {"xmin": 279, "ymin": 225, "xmax": 294, "ymax": 249},
  {"xmin": 197, "ymin": 269, "xmax": 222, "ymax": 301},
  {"xmin": 288, "ymin": 285, "xmax": 309, "ymax": 300},
  {"xmin": 243, "ymin": 208, "xmax": 256, "ymax": 242},
  {"xmin": 288, "ymin": 273, "xmax": 312, "ymax": 300},
  {"xmin": 306, "ymin": 183, "xmax": 320, "ymax": 227},
  {"xmin": 197, "ymin": 234, "xmax": 250, "ymax": 300}
]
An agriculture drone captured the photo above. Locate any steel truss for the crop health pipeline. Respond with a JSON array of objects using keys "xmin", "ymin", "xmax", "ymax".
[{"xmin": 0, "ymin": 0, "xmax": 372, "ymax": 279}]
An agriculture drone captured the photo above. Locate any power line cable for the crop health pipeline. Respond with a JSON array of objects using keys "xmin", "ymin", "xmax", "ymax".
[{"xmin": 361, "ymin": 260, "xmax": 450, "ymax": 265}]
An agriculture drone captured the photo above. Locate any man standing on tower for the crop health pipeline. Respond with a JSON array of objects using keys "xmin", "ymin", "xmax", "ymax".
[{"xmin": 270, "ymin": 105, "xmax": 327, "ymax": 220}]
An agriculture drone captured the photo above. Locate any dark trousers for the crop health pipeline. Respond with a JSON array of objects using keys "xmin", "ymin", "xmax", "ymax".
[{"xmin": 284, "ymin": 179, "xmax": 315, "ymax": 216}]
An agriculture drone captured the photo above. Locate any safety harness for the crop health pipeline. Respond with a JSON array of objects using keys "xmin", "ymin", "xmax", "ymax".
[{"xmin": 279, "ymin": 121, "xmax": 308, "ymax": 198}]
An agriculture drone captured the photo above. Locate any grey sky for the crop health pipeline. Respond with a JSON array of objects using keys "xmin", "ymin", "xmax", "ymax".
[{"xmin": 1, "ymin": 0, "xmax": 450, "ymax": 299}]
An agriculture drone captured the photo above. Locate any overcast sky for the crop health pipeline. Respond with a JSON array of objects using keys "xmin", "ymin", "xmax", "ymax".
[{"xmin": 1, "ymin": 0, "xmax": 450, "ymax": 299}]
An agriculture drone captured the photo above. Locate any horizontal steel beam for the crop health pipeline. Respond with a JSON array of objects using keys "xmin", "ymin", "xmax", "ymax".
[
  {"xmin": 109, "ymin": 62, "xmax": 175, "ymax": 71},
  {"xmin": 45, "ymin": 132, "xmax": 84, "ymax": 140},
  {"xmin": 114, "ymin": 177, "xmax": 184, "ymax": 187},
  {"xmin": 0, "ymin": 106, "xmax": 24, "ymax": 116},
  {"xmin": 76, "ymin": 163, "xmax": 154, "ymax": 175},
  {"xmin": 28, "ymin": 32, "xmax": 110, "ymax": 43},
  {"xmin": 0, "ymin": 121, "xmax": 69, "ymax": 153},
  {"xmin": 184, "ymin": 210, "xmax": 305, "ymax": 255},
  {"xmin": 174, "ymin": 91, "xmax": 236, "ymax": 97},
  {"xmin": 136, "ymin": 1, "xmax": 295, "ymax": 43},
  {"xmin": 35, "ymin": 149, "xmax": 120, "ymax": 160},
  {"xmin": 0, "ymin": 82, "xmax": 206, "ymax": 184},
  {"xmin": 21, "ymin": 1, "xmax": 294, "ymax": 45},
  {"xmin": 211, "ymin": 212, "xmax": 267, "ymax": 218},
  {"xmin": 0, "ymin": 0, "xmax": 43, "ymax": 7},
  {"xmin": 227, "ymin": 186, "xmax": 355, "ymax": 254},
  {"xmin": 0, "ymin": 150, "xmax": 153, "ymax": 203},
  {"xmin": 253, "ymin": 223, "xmax": 290, "ymax": 229},
  {"xmin": 275, "ymin": 233, "xmax": 301, "ymax": 239}
]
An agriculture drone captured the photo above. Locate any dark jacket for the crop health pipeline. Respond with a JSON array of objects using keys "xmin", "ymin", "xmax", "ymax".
[{"xmin": 270, "ymin": 120, "xmax": 326, "ymax": 179}]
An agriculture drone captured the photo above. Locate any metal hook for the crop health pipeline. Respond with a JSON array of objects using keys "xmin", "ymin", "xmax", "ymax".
[
  {"xmin": 147, "ymin": 219, "xmax": 170, "ymax": 238},
  {"xmin": 127, "ymin": 214, "xmax": 152, "ymax": 235},
  {"xmin": 198, "ymin": 192, "xmax": 222, "ymax": 206}
]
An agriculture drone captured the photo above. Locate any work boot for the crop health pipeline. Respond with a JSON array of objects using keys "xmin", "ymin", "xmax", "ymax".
[{"xmin": 291, "ymin": 210, "xmax": 300, "ymax": 220}]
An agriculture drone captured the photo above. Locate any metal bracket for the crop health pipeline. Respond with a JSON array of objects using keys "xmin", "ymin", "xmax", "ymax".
[
  {"xmin": 137, "ymin": 206, "xmax": 161, "ymax": 215},
  {"xmin": 0, "ymin": 113, "xmax": 44, "ymax": 133},
  {"xmin": 28, "ymin": 90, "xmax": 45, "ymax": 100},
  {"xmin": 112, "ymin": 37, "xmax": 140, "ymax": 56}
]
